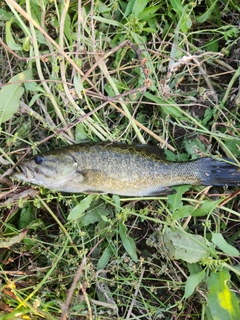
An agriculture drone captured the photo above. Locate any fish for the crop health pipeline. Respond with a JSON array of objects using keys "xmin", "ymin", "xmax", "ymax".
[{"xmin": 12, "ymin": 142, "xmax": 240, "ymax": 196}]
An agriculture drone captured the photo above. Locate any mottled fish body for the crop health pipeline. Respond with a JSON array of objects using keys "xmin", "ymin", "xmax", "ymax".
[{"xmin": 12, "ymin": 142, "xmax": 240, "ymax": 196}]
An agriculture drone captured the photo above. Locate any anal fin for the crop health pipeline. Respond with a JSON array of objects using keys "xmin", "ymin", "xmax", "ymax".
[
  {"xmin": 84, "ymin": 190, "xmax": 105, "ymax": 194},
  {"xmin": 147, "ymin": 187, "xmax": 176, "ymax": 196}
]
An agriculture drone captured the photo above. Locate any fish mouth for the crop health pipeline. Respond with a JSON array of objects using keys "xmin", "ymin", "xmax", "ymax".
[{"xmin": 13, "ymin": 164, "xmax": 36, "ymax": 181}]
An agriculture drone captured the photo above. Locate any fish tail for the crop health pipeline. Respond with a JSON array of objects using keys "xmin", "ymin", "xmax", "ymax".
[{"xmin": 199, "ymin": 158, "xmax": 240, "ymax": 186}]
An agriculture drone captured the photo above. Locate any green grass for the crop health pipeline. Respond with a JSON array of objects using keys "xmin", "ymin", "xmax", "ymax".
[{"xmin": 0, "ymin": 0, "xmax": 240, "ymax": 319}]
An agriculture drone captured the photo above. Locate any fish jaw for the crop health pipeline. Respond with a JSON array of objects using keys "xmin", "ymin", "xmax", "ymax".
[{"xmin": 13, "ymin": 163, "xmax": 38, "ymax": 183}]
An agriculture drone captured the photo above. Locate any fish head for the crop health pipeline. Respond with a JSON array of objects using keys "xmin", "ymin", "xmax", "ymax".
[{"xmin": 13, "ymin": 152, "xmax": 82, "ymax": 191}]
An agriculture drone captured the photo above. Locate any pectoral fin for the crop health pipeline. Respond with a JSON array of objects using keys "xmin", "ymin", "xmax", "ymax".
[
  {"xmin": 77, "ymin": 169, "xmax": 106, "ymax": 193},
  {"xmin": 80, "ymin": 169, "xmax": 104, "ymax": 181}
]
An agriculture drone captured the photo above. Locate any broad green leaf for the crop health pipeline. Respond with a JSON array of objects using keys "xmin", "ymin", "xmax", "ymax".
[
  {"xmin": 25, "ymin": 82, "xmax": 46, "ymax": 93},
  {"xmin": 168, "ymin": 185, "xmax": 191, "ymax": 213},
  {"xmin": 183, "ymin": 138, "xmax": 208, "ymax": 159},
  {"xmin": 188, "ymin": 262, "xmax": 204, "ymax": 274},
  {"xmin": 164, "ymin": 150, "xmax": 188, "ymax": 162},
  {"xmin": 79, "ymin": 208, "xmax": 100, "ymax": 226},
  {"xmin": 0, "ymin": 87, "xmax": 23, "ymax": 124},
  {"xmin": 164, "ymin": 149, "xmax": 178, "ymax": 161},
  {"xmin": 223, "ymin": 139, "xmax": 240, "ymax": 157},
  {"xmin": 75, "ymin": 124, "xmax": 88, "ymax": 142},
  {"xmin": 18, "ymin": 204, "xmax": 36, "ymax": 229},
  {"xmin": 130, "ymin": 31, "xmax": 147, "ymax": 46},
  {"xmin": 192, "ymin": 200, "xmax": 220, "ymax": 217},
  {"xmin": 138, "ymin": 5, "xmax": 161, "ymax": 21},
  {"xmin": 100, "ymin": 215, "xmax": 111, "ymax": 223},
  {"xmin": 202, "ymin": 107, "xmax": 215, "ymax": 126},
  {"xmin": 79, "ymin": 202, "xmax": 110, "ymax": 226},
  {"xmin": 211, "ymin": 233, "xmax": 239, "ymax": 256},
  {"xmin": 124, "ymin": 0, "xmax": 136, "ymax": 17},
  {"xmin": 131, "ymin": 0, "xmax": 149, "ymax": 18},
  {"xmin": 228, "ymin": 264, "xmax": 240, "ymax": 275},
  {"xmin": 97, "ymin": 246, "xmax": 112, "ymax": 270},
  {"xmin": 207, "ymin": 269, "xmax": 240, "ymax": 320},
  {"xmin": 68, "ymin": 195, "xmax": 94, "ymax": 220},
  {"xmin": 197, "ymin": 0, "xmax": 217, "ymax": 23},
  {"xmin": 95, "ymin": 0, "xmax": 111, "ymax": 14},
  {"xmin": 74, "ymin": 74, "xmax": 83, "ymax": 96},
  {"xmin": 0, "ymin": 70, "xmax": 32, "ymax": 124},
  {"xmin": 170, "ymin": 0, "xmax": 184, "ymax": 15},
  {"xmin": 29, "ymin": 93, "xmax": 44, "ymax": 107},
  {"xmin": 6, "ymin": 19, "xmax": 22, "ymax": 50},
  {"xmin": 184, "ymin": 269, "xmax": 206, "ymax": 299},
  {"xmin": 0, "ymin": 229, "xmax": 28, "ymax": 248},
  {"xmin": 92, "ymin": 16, "xmax": 122, "ymax": 27},
  {"xmin": 63, "ymin": 12, "xmax": 72, "ymax": 42},
  {"xmin": 0, "ymin": 8, "xmax": 13, "ymax": 21},
  {"xmin": 112, "ymin": 194, "xmax": 121, "ymax": 213},
  {"xmin": 35, "ymin": 30, "xmax": 48, "ymax": 45},
  {"xmin": 172, "ymin": 205, "xmax": 194, "ymax": 220},
  {"xmin": 142, "ymin": 27, "xmax": 158, "ymax": 33},
  {"xmin": 144, "ymin": 92, "xmax": 184, "ymax": 118},
  {"xmin": 119, "ymin": 222, "xmax": 138, "ymax": 262},
  {"xmin": 163, "ymin": 228, "xmax": 209, "ymax": 263},
  {"xmin": 206, "ymin": 38, "xmax": 219, "ymax": 52},
  {"xmin": 180, "ymin": 14, "xmax": 192, "ymax": 33},
  {"xmin": 22, "ymin": 36, "xmax": 30, "ymax": 51}
]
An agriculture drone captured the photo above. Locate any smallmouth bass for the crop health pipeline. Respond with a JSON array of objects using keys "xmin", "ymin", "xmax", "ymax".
[{"xmin": 12, "ymin": 142, "xmax": 240, "ymax": 196}]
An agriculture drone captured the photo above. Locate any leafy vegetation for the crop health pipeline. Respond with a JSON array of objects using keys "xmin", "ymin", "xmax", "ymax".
[{"xmin": 0, "ymin": 0, "xmax": 239, "ymax": 319}]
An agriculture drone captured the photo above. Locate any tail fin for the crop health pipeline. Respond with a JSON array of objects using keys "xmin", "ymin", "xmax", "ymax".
[{"xmin": 200, "ymin": 158, "xmax": 240, "ymax": 186}]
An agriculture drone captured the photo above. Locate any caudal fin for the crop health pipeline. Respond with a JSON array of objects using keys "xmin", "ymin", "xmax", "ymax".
[{"xmin": 199, "ymin": 158, "xmax": 240, "ymax": 186}]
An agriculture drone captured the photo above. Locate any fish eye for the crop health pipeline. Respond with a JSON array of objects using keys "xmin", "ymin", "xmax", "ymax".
[{"xmin": 34, "ymin": 155, "xmax": 44, "ymax": 164}]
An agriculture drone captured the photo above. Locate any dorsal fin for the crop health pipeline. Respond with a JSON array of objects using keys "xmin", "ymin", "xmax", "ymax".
[{"xmin": 136, "ymin": 144, "xmax": 166, "ymax": 158}]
